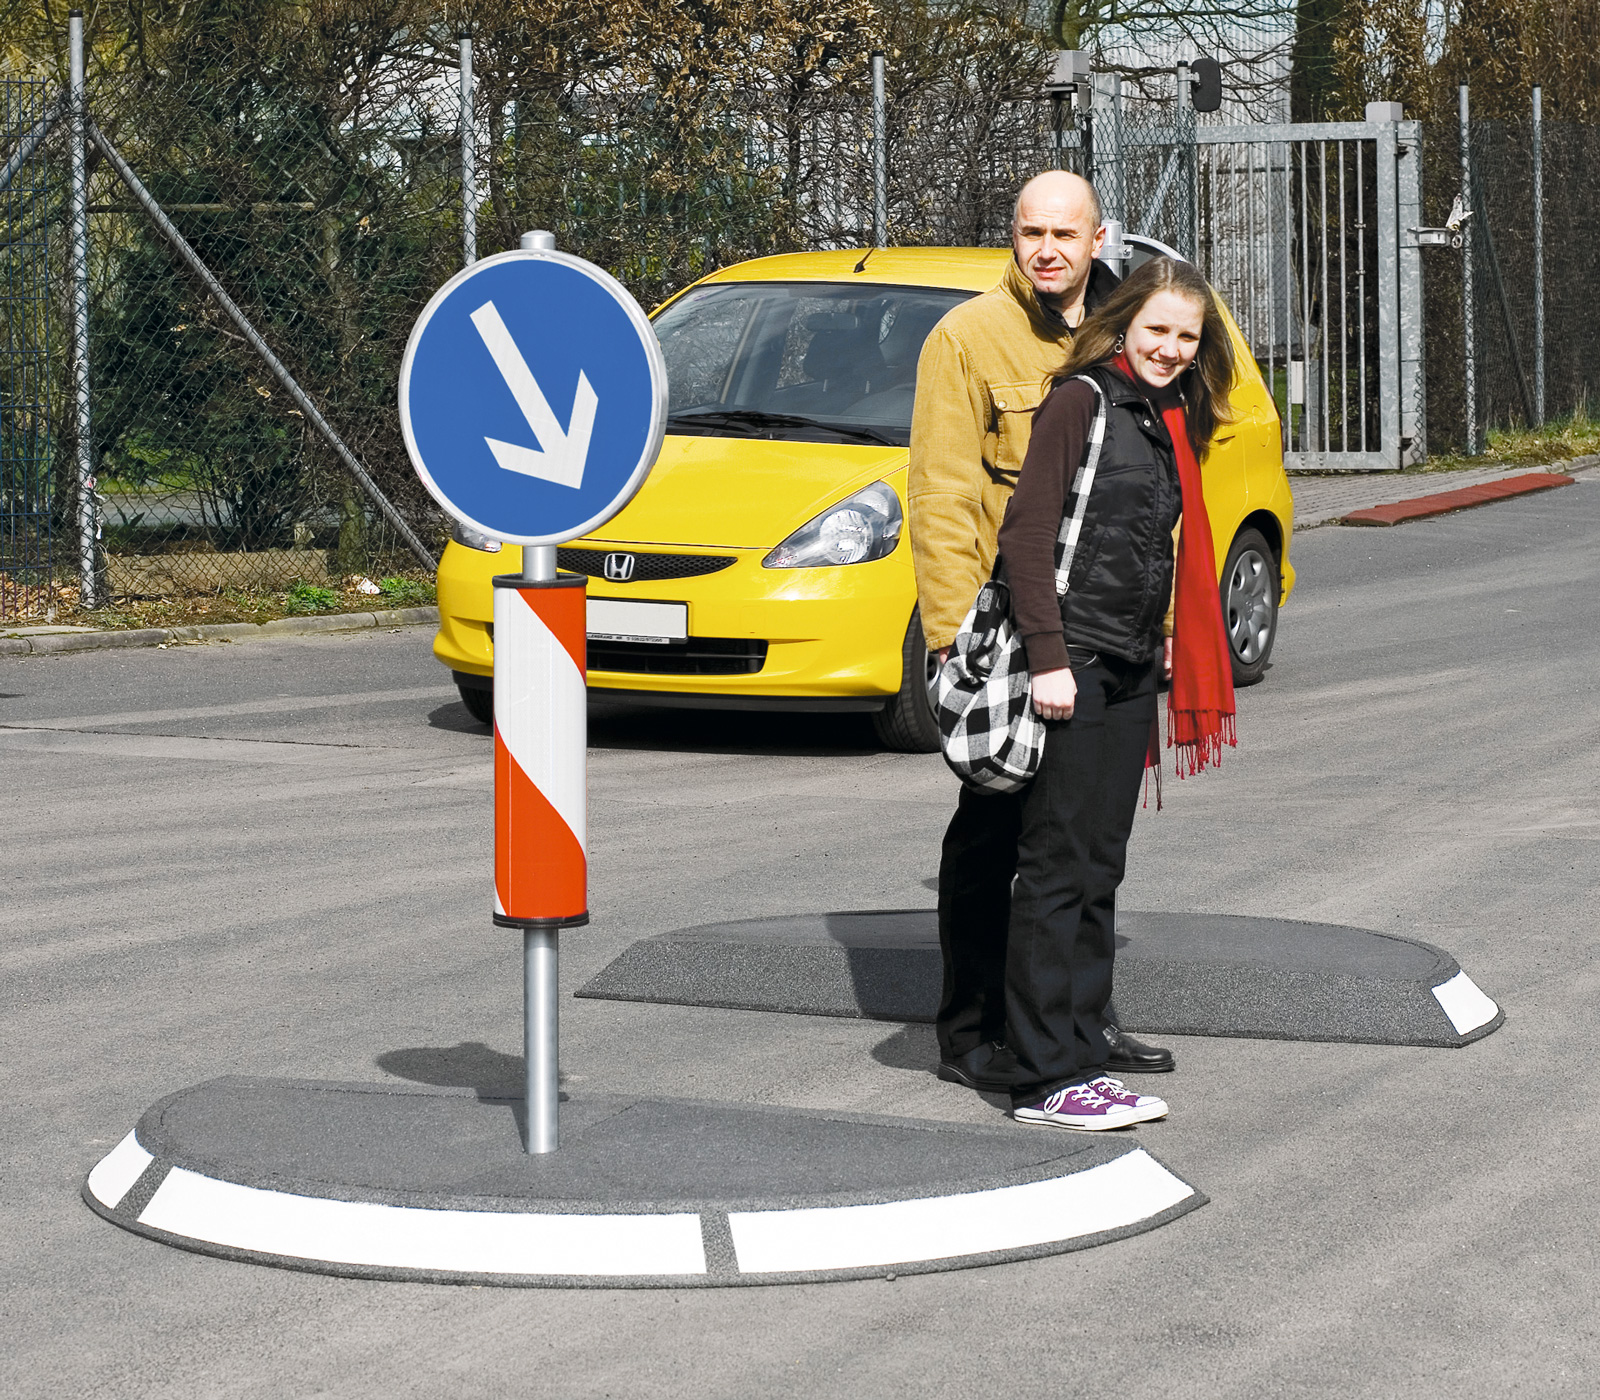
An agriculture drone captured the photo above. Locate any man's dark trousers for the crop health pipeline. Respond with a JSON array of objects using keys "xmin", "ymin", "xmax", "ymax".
[{"xmin": 935, "ymin": 783, "xmax": 1023, "ymax": 1063}]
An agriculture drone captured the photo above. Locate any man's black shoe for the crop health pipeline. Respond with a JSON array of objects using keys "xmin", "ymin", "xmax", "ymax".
[
  {"xmin": 1104, "ymin": 1024, "xmax": 1175, "ymax": 1073},
  {"xmin": 937, "ymin": 1040, "xmax": 1019, "ymax": 1092}
]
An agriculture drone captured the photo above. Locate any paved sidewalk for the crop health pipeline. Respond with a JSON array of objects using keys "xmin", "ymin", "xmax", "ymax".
[
  {"xmin": 1290, "ymin": 453, "xmax": 1600, "ymax": 529},
  {"xmin": 0, "ymin": 605, "xmax": 439, "ymax": 656}
]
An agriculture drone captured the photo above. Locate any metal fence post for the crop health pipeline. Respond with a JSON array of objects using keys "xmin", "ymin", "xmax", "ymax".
[
  {"xmin": 1532, "ymin": 84, "xmax": 1545, "ymax": 428},
  {"xmin": 1459, "ymin": 84, "xmax": 1477, "ymax": 455},
  {"xmin": 1375, "ymin": 117, "xmax": 1402, "ymax": 468},
  {"xmin": 871, "ymin": 51, "xmax": 887, "ymax": 247},
  {"xmin": 460, "ymin": 34, "xmax": 476, "ymax": 269},
  {"xmin": 68, "ymin": 10, "xmax": 99, "ymax": 607},
  {"xmin": 1396, "ymin": 120, "xmax": 1426, "ymax": 464}
]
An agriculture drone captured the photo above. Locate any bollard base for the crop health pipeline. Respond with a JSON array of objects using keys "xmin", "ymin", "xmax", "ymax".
[
  {"xmin": 494, "ymin": 912, "xmax": 589, "ymax": 930},
  {"xmin": 84, "ymin": 1077, "xmax": 1203, "ymax": 1288}
]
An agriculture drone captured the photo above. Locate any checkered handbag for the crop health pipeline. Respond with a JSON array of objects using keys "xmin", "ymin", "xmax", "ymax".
[{"xmin": 934, "ymin": 375, "xmax": 1108, "ymax": 792}]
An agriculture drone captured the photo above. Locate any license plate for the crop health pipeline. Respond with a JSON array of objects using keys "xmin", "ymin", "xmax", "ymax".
[{"xmin": 587, "ymin": 598, "xmax": 688, "ymax": 645}]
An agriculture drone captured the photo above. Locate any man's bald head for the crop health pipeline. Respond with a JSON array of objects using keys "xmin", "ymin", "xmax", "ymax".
[
  {"xmin": 1012, "ymin": 171, "xmax": 1103, "ymax": 231},
  {"xmin": 1010, "ymin": 171, "xmax": 1106, "ymax": 319}
]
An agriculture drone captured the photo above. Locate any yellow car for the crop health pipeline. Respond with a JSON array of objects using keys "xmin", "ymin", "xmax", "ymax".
[{"xmin": 434, "ymin": 239, "xmax": 1296, "ymax": 750}]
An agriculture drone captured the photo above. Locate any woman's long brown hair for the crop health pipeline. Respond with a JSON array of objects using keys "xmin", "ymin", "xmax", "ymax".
[{"xmin": 1060, "ymin": 255, "xmax": 1236, "ymax": 462}]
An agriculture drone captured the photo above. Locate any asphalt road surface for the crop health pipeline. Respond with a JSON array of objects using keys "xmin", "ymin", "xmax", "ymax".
[{"xmin": 5, "ymin": 482, "xmax": 1599, "ymax": 1398}]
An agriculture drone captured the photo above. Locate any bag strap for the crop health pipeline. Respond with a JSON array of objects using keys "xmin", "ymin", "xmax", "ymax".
[{"xmin": 1052, "ymin": 373, "xmax": 1108, "ymax": 598}]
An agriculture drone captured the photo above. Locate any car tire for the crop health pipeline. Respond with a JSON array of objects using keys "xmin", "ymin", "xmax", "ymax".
[
  {"xmin": 1221, "ymin": 527, "xmax": 1279, "ymax": 687},
  {"xmin": 455, "ymin": 678, "xmax": 494, "ymax": 726},
  {"xmin": 872, "ymin": 608, "xmax": 942, "ymax": 753}
]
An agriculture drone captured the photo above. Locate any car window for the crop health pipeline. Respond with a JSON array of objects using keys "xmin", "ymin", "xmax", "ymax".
[{"xmin": 654, "ymin": 282, "xmax": 971, "ymax": 446}]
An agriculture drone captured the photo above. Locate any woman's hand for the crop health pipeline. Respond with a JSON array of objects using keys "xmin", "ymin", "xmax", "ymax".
[
  {"xmin": 1163, "ymin": 636, "xmax": 1173, "ymax": 680},
  {"xmin": 1031, "ymin": 666, "xmax": 1077, "ymax": 722}
]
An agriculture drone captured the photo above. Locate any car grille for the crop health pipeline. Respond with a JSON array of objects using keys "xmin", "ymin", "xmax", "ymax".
[
  {"xmin": 588, "ymin": 637, "xmax": 768, "ymax": 676},
  {"xmin": 556, "ymin": 548, "xmax": 736, "ymax": 582}
]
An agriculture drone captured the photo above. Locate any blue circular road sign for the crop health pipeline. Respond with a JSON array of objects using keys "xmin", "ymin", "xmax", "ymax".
[{"xmin": 400, "ymin": 249, "xmax": 668, "ymax": 547}]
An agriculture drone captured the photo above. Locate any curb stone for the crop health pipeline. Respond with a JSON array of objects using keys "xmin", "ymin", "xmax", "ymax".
[
  {"xmin": 1293, "ymin": 453, "xmax": 1600, "ymax": 530},
  {"xmin": 1, "ymin": 606, "xmax": 439, "ymax": 658},
  {"xmin": 1341, "ymin": 471, "xmax": 1573, "ymax": 526}
]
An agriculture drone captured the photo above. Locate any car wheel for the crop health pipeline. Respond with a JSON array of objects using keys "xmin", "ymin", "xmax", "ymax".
[
  {"xmin": 871, "ymin": 607, "xmax": 942, "ymax": 753},
  {"xmin": 1221, "ymin": 527, "xmax": 1279, "ymax": 687},
  {"xmin": 455, "ymin": 677, "xmax": 494, "ymax": 726}
]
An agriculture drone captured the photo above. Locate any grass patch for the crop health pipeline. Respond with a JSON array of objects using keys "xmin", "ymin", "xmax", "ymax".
[
  {"xmin": 6, "ymin": 571, "xmax": 438, "ymax": 631},
  {"xmin": 1418, "ymin": 411, "xmax": 1600, "ymax": 474},
  {"xmin": 285, "ymin": 582, "xmax": 341, "ymax": 614},
  {"xmin": 376, "ymin": 576, "xmax": 435, "ymax": 607}
]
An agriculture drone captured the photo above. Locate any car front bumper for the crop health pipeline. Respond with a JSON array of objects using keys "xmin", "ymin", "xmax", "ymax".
[{"xmin": 434, "ymin": 539, "xmax": 916, "ymax": 705}]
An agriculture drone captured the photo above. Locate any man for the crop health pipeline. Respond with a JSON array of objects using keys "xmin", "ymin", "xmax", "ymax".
[{"xmin": 908, "ymin": 170, "xmax": 1174, "ymax": 1092}]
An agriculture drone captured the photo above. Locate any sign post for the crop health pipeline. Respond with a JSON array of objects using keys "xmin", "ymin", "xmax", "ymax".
[{"xmin": 400, "ymin": 229, "xmax": 667, "ymax": 1153}]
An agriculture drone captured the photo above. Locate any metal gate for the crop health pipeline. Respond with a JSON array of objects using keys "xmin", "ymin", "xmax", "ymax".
[
  {"xmin": 1101, "ymin": 110, "xmax": 1425, "ymax": 472},
  {"xmin": 1, "ymin": 79, "xmax": 55, "ymax": 620},
  {"xmin": 1191, "ymin": 119, "xmax": 1424, "ymax": 471}
]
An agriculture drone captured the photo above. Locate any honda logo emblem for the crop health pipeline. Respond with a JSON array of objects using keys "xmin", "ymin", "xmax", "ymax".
[{"xmin": 602, "ymin": 552, "xmax": 636, "ymax": 582}]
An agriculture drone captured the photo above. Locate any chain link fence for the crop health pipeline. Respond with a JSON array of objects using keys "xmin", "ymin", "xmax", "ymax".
[
  {"xmin": 1, "ymin": 80, "xmax": 55, "ymax": 622},
  {"xmin": 5, "ymin": 49, "xmax": 1599, "ymax": 624},
  {"xmin": 1420, "ymin": 116, "xmax": 1600, "ymax": 453}
]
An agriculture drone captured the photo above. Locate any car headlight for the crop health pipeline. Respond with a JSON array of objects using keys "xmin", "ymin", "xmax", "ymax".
[
  {"xmin": 761, "ymin": 481, "xmax": 902, "ymax": 568},
  {"xmin": 450, "ymin": 519, "xmax": 502, "ymax": 553}
]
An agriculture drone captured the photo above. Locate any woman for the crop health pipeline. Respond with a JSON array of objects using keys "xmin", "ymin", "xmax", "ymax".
[{"xmin": 992, "ymin": 255, "xmax": 1238, "ymax": 1131}]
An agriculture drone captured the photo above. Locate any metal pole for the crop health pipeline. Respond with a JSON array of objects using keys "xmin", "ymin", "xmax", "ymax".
[
  {"xmin": 1174, "ymin": 63, "xmax": 1197, "ymax": 261},
  {"xmin": 460, "ymin": 35, "xmax": 476, "ymax": 268},
  {"xmin": 519, "ymin": 223, "xmax": 561, "ymax": 1155},
  {"xmin": 1532, "ymin": 84, "xmax": 1545, "ymax": 427},
  {"xmin": 1460, "ymin": 83, "xmax": 1477, "ymax": 455},
  {"xmin": 68, "ymin": 11, "xmax": 98, "ymax": 608},
  {"xmin": 870, "ymin": 51, "xmax": 887, "ymax": 247},
  {"xmin": 524, "ymin": 929, "xmax": 559, "ymax": 1153},
  {"xmin": 88, "ymin": 122, "xmax": 437, "ymax": 569}
]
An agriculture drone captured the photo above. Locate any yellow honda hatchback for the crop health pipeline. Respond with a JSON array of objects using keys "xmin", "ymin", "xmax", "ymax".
[{"xmin": 434, "ymin": 238, "xmax": 1295, "ymax": 750}]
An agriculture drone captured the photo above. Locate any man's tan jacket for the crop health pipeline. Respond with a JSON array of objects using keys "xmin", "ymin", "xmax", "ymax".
[{"xmin": 909, "ymin": 257, "xmax": 1116, "ymax": 650}]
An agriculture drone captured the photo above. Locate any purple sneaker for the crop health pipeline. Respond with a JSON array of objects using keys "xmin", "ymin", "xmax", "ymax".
[
  {"xmin": 1012, "ymin": 1077, "xmax": 1168, "ymax": 1131},
  {"xmin": 1085, "ymin": 1075, "xmax": 1168, "ymax": 1121}
]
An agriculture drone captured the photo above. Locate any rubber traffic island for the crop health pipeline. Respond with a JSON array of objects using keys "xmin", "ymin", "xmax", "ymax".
[
  {"xmin": 576, "ymin": 910, "xmax": 1503, "ymax": 1048},
  {"xmin": 84, "ymin": 1077, "xmax": 1202, "ymax": 1287},
  {"xmin": 1341, "ymin": 471, "xmax": 1572, "ymax": 525}
]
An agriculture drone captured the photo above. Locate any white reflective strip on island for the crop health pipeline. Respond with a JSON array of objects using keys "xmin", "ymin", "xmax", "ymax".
[
  {"xmin": 729, "ymin": 1148, "xmax": 1193, "ymax": 1274},
  {"xmin": 138, "ymin": 1169, "xmax": 707, "ymax": 1277}
]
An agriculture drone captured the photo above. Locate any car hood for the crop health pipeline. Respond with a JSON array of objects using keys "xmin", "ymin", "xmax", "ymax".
[{"xmin": 578, "ymin": 435, "xmax": 910, "ymax": 550}]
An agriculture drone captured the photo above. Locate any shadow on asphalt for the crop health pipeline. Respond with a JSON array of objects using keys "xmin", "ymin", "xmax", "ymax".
[
  {"xmin": 377, "ymin": 1041, "xmax": 569, "ymax": 1102},
  {"xmin": 588, "ymin": 702, "xmax": 883, "ymax": 758},
  {"xmin": 426, "ymin": 701, "xmax": 491, "ymax": 734},
  {"xmin": 425, "ymin": 693, "xmax": 891, "ymax": 756},
  {"xmin": 870, "ymin": 1022, "xmax": 940, "ymax": 1075}
]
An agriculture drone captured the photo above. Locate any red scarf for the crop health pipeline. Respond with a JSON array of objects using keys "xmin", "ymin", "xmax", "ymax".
[{"xmin": 1115, "ymin": 355, "xmax": 1236, "ymax": 779}]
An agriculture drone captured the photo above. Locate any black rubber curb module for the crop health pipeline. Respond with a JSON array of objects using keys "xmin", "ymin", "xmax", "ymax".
[{"xmin": 577, "ymin": 910, "xmax": 1504, "ymax": 1049}]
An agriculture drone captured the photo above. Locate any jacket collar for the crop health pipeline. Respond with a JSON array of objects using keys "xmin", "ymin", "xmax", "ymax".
[{"xmin": 1000, "ymin": 255, "xmax": 1120, "ymax": 334}]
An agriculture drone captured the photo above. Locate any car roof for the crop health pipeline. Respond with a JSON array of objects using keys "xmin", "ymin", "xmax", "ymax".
[{"xmin": 697, "ymin": 248, "xmax": 1012, "ymax": 293}]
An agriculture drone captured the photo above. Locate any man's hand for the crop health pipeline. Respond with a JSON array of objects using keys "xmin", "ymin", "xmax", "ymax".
[
  {"xmin": 938, "ymin": 647, "xmax": 950, "ymax": 666},
  {"xmin": 1031, "ymin": 666, "xmax": 1076, "ymax": 721},
  {"xmin": 1163, "ymin": 636, "xmax": 1173, "ymax": 680}
]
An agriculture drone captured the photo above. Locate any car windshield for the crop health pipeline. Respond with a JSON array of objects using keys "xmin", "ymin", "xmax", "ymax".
[{"xmin": 652, "ymin": 281, "xmax": 972, "ymax": 447}]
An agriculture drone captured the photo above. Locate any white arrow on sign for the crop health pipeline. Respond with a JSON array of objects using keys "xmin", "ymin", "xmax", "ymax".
[{"xmin": 470, "ymin": 300, "xmax": 598, "ymax": 490}]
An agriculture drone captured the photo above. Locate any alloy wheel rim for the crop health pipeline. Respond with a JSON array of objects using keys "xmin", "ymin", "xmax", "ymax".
[{"xmin": 1226, "ymin": 549, "xmax": 1273, "ymax": 664}]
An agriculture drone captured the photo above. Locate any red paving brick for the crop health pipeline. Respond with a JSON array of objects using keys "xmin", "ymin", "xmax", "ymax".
[{"xmin": 1341, "ymin": 471, "xmax": 1574, "ymax": 526}]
